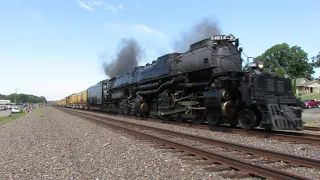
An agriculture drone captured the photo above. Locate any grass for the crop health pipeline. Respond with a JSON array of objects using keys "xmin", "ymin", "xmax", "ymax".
[
  {"xmin": 0, "ymin": 110, "xmax": 27, "ymax": 124},
  {"xmin": 33, "ymin": 107, "xmax": 45, "ymax": 118},
  {"xmin": 34, "ymin": 108, "xmax": 43, "ymax": 114},
  {"xmin": 297, "ymin": 93, "xmax": 320, "ymax": 100}
]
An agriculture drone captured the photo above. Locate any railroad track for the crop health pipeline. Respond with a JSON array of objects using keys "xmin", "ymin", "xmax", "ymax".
[
  {"xmin": 58, "ymin": 107, "xmax": 320, "ymax": 180},
  {"xmin": 61, "ymin": 107, "xmax": 320, "ymax": 146},
  {"xmin": 304, "ymin": 126, "xmax": 320, "ymax": 131}
]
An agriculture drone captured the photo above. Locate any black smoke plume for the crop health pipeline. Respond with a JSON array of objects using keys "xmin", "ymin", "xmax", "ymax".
[
  {"xmin": 172, "ymin": 17, "xmax": 221, "ymax": 52},
  {"xmin": 101, "ymin": 38, "xmax": 144, "ymax": 78}
]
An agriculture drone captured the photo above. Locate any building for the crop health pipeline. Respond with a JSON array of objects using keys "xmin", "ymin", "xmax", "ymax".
[
  {"xmin": 294, "ymin": 78, "xmax": 320, "ymax": 94},
  {"xmin": 0, "ymin": 100, "xmax": 11, "ymax": 105}
]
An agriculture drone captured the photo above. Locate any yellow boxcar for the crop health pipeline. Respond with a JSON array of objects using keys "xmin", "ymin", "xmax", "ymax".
[
  {"xmin": 60, "ymin": 99, "xmax": 67, "ymax": 105},
  {"xmin": 70, "ymin": 94, "xmax": 79, "ymax": 104},
  {"xmin": 75, "ymin": 92, "xmax": 81, "ymax": 104},
  {"xmin": 77, "ymin": 90, "xmax": 88, "ymax": 104},
  {"xmin": 66, "ymin": 95, "xmax": 71, "ymax": 104}
]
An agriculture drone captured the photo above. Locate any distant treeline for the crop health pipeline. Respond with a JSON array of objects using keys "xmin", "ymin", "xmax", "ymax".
[{"xmin": 0, "ymin": 93, "xmax": 47, "ymax": 104}]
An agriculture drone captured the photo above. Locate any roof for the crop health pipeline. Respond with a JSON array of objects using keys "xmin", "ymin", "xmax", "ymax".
[
  {"xmin": 294, "ymin": 78, "xmax": 320, "ymax": 87},
  {"xmin": 0, "ymin": 100, "xmax": 11, "ymax": 105}
]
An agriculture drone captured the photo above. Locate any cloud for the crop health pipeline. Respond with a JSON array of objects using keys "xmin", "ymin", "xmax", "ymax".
[
  {"xmin": 133, "ymin": 25, "xmax": 164, "ymax": 37},
  {"xmin": 105, "ymin": 23, "xmax": 164, "ymax": 37},
  {"xmin": 77, "ymin": 0, "xmax": 94, "ymax": 11},
  {"xmin": 77, "ymin": 0, "xmax": 118, "ymax": 14},
  {"xmin": 119, "ymin": 4, "xmax": 125, "ymax": 10},
  {"xmin": 136, "ymin": 5, "xmax": 140, "ymax": 8},
  {"xmin": 105, "ymin": 4, "xmax": 117, "ymax": 13}
]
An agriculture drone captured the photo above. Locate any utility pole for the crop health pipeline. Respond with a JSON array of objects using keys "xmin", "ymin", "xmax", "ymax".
[{"xmin": 15, "ymin": 88, "xmax": 18, "ymax": 105}]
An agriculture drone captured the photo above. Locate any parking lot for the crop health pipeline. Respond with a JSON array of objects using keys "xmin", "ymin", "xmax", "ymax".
[{"xmin": 0, "ymin": 110, "xmax": 9, "ymax": 118}]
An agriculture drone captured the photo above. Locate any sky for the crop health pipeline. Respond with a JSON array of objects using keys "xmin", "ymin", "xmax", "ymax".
[{"xmin": 0, "ymin": 0, "xmax": 319, "ymax": 101}]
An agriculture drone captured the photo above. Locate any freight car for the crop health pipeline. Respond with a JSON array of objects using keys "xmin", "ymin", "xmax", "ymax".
[
  {"xmin": 76, "ymin": 90, "xmax": 88, "ymax": 109},
  {"xmin": 66, "ymin": 93, "xmax": 78, "ymax": 108},
  {"xmin": 55, "ymin": 34, "xmax": 303, "ymax": 131}
]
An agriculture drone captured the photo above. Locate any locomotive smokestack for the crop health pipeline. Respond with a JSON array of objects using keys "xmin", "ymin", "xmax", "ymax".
[
  {"xmin": 173, "ymin": 17, "xmax": 221, "ymax": 52},
  {"xmin": 101, "ymin": 38, "xmax": 144, "ymax": 78}
]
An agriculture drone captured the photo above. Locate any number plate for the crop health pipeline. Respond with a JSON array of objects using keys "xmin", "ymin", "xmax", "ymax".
[
  {"xmin": 211, "ymin": 35, "xmax": 229, "ymax": 40},
  {"xmin": 211, "ymin": 34, "xmax": 235, "ymax": 41}
]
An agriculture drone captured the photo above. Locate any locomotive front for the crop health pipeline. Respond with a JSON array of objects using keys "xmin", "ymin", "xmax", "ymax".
[
  {"xmin": 204, "ymin": 34, "xmax": 303, "ymax": 131},
  {"xmin": 236, "ymin": 62, "xmax": 303, "ymax": 130}
]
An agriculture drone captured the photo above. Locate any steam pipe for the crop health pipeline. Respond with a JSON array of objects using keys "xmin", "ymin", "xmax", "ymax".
[
  {"xmin": 176, "ymin": 82, "xmax": 209, "ymax": 88},
  {"xmin": 136, "ymin": 82, "xmax": 160, "ymax": 91},
  {"xmin": 137, "ymin": 76, "xmax": 189, "ymax": 96}
]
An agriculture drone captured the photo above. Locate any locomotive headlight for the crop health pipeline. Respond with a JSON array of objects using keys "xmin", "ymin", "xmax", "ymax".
[
  {"xmin": 250, "ymin": 60, "xmax": 264, "ymax": 69},
  {"xmin": 257, "ymin": 60, "xmax": 264, "ymax": 69}
]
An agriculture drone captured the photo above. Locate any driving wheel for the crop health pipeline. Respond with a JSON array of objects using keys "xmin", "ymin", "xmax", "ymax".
[{"xmin": 237, "ymin": 108, "xmax": 257, "ymax": 130}]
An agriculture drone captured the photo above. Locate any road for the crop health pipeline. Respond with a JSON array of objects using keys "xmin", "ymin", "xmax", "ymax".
[{"xmin": 302, "ymin": 108, "xmax": 320, "ymax": 121}]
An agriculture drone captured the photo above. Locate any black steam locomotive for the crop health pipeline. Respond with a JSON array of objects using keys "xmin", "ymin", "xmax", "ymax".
[{"xmin": 82, "ymin": 34, "xmax": 303, "ymax": 130}]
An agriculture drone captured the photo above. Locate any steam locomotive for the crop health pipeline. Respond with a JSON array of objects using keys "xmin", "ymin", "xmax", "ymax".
[{"xmin": 56, "ymin": 34, "xmax": 303, "ymax": 131}]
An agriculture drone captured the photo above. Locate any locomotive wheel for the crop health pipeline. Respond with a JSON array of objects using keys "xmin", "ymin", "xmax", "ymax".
[
  {"xmin": 122, "ymin": 107, "xmax": 129, "ymax": 115},
  {"xmin": 237, "ymin": 108, "xmax": 257, "ymax": 130},
  {"xmin": 129, "ymin": 109, "xmax": 135, "ymax": 116},
  {"xmin": 192, "ymin": 110, "xmax": 206, "ymax": 124},
  {"xmin": 206, "ymin": 111, "xmax": 222, "ymax": 126}
]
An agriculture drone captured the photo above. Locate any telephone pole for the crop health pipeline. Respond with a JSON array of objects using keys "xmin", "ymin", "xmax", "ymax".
[{"xmin": 15, "ymin": 88, "xmax": 18, "ymax": 105}]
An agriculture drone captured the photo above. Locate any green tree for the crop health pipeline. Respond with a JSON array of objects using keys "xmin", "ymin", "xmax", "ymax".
[
  {"xmin": 255, "ymin": 43, "xmax": 314, "ymax": 78},
  {"xmin": 0, "ymin": 93, "xmax": 47, "ymax": 104},
  {"xmin": 311, "ymin": 51, "xmax": 320, "ymax": 68}
]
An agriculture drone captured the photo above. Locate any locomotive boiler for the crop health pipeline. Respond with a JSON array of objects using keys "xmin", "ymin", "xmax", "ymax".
[{"xmin": 98, "ymin": 34, "xmax": 303, "ymax": 130}]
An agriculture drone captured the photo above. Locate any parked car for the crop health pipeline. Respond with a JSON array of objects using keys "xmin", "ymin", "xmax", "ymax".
[
  {"xmin": 303, "ymin": 99, "xmax": 320, "ymax": 109},
  {"xmin": 11, "ymin": 106, "xmax": 22, "ymax": 113},
  {"xmin": 0, "ymin": 106, "xmax": 5, "ymax": 111}
]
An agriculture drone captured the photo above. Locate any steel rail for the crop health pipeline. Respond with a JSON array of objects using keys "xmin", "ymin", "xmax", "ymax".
[
  {"xmin": 60, "ymin": 108, "xmax": 316, "ymax": 180},
  {"xmin": 61, "ymin": 108, "xmax": 320, "ymax": 169},
  {"xmin": 61, "ymin": 107, "xmax": 320, "ymax": 145},
  {"xmin": 304, "ymin": 126, "xmax": 320, "ymax": 131}
]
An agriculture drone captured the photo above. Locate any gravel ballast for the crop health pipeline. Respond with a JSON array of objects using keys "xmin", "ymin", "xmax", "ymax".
[
  {"xmin": 69, "ymin": 108, "xmax": 320, "ymax": 161},
  {"xmin": 0, "ymin": 107, "xmax": 242, "ymax": 180}
]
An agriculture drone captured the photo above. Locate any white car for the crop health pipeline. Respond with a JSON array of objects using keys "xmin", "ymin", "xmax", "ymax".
[{"xmin": 11, "ymin": 107, "xmax": 22, "ymax": 113}]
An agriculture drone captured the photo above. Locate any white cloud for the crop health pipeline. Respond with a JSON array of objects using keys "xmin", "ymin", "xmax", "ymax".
[
  {"xmin": 133, "ymin": 24, "xmax": 164, "ymax": 37},
  {"xmin": 77, "ymin": 0, "xmax": 94, "ymax": 11},
  {"xmin": 119, "ymin": 4, "xmax": 125, "ymax": 10},
  {"xmin": 78, "ymin": 0, "xmax": 118, "ymax": 14},
  {"xmin": 105, "ymin": 23, "xmax": 164, "ymax": 37},
  {"xmin": 105, "ymin": 4, "xmax": 117, "ymax": 13},
  {"xmin": 136, "ymin": 5, "xmax": 140, "ymax": 8}
]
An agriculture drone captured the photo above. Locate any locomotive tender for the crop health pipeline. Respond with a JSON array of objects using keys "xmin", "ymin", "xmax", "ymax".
[{"xmin": 56, "ymin": 34, "xmax": 303, "ymax": 130}]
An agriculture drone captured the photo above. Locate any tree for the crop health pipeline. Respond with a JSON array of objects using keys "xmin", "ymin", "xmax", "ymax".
[
  {"xmin": 311, "ymin": 51, "xmax": 320, "ymax": 68},
  {"xmin": 255, "ymin": 43, "xmax": 314, "ymax": 78},
  {"xmin": 293, "ymin": 78, "xmax": 297, "ymax": 95},
  {"xmin": 0, "ymin": 93, "xmax": 47, "ymax": 104}
]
